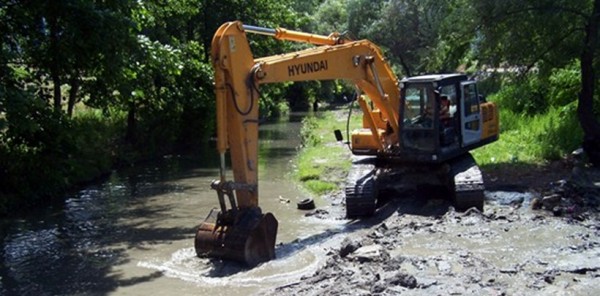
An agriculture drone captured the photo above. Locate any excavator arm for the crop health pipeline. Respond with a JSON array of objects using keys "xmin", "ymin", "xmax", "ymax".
[{"xmin": 196, "ymin": 21, "xmax": 403, "ymax": 266}]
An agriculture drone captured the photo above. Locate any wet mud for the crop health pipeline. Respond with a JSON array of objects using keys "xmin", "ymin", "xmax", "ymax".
[
  {"xmin": 2, "ymin": 112, "xmax": 599, "ymax": 295},
  {"xmin": 268, "ymin": 167, "xmax": 600, "ymax": 295}
]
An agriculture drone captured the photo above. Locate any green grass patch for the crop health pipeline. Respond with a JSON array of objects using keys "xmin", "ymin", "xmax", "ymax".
[
  {"xmin": 295, "ymin": 101, "xmax": 584, "ymax": 196},
  {"xmin": 304, "ymin": 180, "xmax": 338, "ymax": 193},
  {"xmin": 294, "ymin": 105, "xmax": 362, "ymax": 195},
  {"xmin": 473, "ymin": 103, "xmax": 582, "ymax": 166}
]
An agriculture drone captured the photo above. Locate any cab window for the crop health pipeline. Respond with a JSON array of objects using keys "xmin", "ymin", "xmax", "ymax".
[{"xmin": 403, "ymin": 85, "xmax": 434, "ymax": 129}]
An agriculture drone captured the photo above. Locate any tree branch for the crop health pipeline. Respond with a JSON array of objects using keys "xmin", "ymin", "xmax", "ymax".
[
  {"xmin": 522, "ymin": 27, "xmax": 585, "ymax": 74},
  {"xmin": 500, "ymin": 4, "xmax": 589, "ymax": 22}
]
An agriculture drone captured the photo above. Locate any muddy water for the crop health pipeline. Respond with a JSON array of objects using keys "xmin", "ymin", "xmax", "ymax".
[
  {"xmin": 0, "ymin": 113, "xmax": 346, "ymax": 296},
  {"xmin": 5, "ymin": 113, "xmax": 593, "ymax": 296}
]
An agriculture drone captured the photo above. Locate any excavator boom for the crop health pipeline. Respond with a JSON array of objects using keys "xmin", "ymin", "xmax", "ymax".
[
  {"xmin": 195, "ymin": 21, "xmax": 499, "ymax": 266},
  {"xmin": 242, "ymin": 24, "xmax": 344, "ymax": 45},
  {"xmin": 195, "ymin": 21, "xmax": 402, "ymax": 266}
]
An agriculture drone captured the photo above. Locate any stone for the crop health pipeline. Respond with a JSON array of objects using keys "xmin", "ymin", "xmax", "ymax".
[
  {"xmin": 552, "ymin": 206, "xmax": 563, "ymax": 216},
  {"xmin": 542, "ymin": 194, "xmax": 561, "ymax": 209},
  {"xmin": 386, "ymin": 272, "xmax": 418, "ymax": 289},
  {"xmin": 349, "ymin": 244, "xmax": 384, "ymax": 262},
  {"xmin": 339, "ymin": 237, "xmax": 362, "ymax": 258}
]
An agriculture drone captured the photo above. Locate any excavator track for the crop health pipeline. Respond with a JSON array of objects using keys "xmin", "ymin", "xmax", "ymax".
[
  {"xmin": 449, "ymin": 153, "xmax": 485, "ymax": 211},
  {"xmin": 345, "ymin": 157, "xmax": 377, "ymax": 218}
]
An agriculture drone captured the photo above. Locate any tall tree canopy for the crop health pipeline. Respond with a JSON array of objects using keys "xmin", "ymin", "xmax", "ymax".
[{"xmin": 2, "ymin": 0, "xmax": 600, "ymax": 212}]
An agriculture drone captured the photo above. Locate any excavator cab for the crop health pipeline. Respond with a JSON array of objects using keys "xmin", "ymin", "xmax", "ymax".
[{"xmin": 398, "ymin": 74, "xmax": 498, "ymax": 164}]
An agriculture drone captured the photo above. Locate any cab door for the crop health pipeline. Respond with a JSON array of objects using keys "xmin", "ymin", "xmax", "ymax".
[{"xmin": 459, "ymin": 81, "xmax": 482, "ymax": 146}]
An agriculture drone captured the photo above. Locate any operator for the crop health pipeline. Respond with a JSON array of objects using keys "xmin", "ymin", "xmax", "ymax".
[{"xmin": 440, "ymin": 95, "xmax": 451, "ymax": 126}]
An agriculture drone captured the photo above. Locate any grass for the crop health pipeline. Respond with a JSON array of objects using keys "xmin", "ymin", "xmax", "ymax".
[
  {"xmin": 296, "ymin": 103, "xmax": 584, "ymax": 196},
  {"xmin": 294, "ymin": 105, "xmax": 362, "ymax": 194},
  {"xmin": 473, "ymin": 105, "xmax": 582, "ymax": 167}
]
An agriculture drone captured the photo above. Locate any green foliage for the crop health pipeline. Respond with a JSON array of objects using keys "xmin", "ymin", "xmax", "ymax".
[
  {"xmin": 471, "ymin": 0, "xmax": 588, "ymax": 74},
  {"xmin": 312, "ymin": 0, "xmax": 350, "ymax": 34},
  {"xmin": 489, "ymin": 75, "xmax": 548, "ymax": 115},
  {"xmin": 488, "ymin": 63, "xmax": 592, "ymax": 116},
  {"xmin": 300, "ymin": 116, "xmax": 322, "ymax": 146},
  {"xmin": 469, "ymin": 0, "xmax": 600, "ymax": 163},
  {"xmin": 2, "ymin": 0, "xmax": 599, "ymax": 212},
  {"xmin": 548, "ymin": 61, "xmax": 581, "ymax": 107},
  {"xmin": 476, "ymin": 72, "xmax": 503, "ymax": 96},
  {"xmin": 0, "ymin": 93, "xmax": 122, "ymax": 211},
  {"xmin": 304, "ymin": 180, "xmax": 338, "ymax": 195},
  {"xmin": 474, "ymin": 102, "xmax": 583, "ymax": 165},
  {"xmin": 0, "ymin": 0, "xmax": 305, "ymax": 213}
]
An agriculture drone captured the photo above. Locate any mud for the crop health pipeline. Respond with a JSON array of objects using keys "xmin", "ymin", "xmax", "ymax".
[
  {"xmin": 2, "ymin": 112, "xmax": 599, "ymax": 295},
  {"xmin": 267, "ymin": 166, "xmax": 600, "ymax": 295}
]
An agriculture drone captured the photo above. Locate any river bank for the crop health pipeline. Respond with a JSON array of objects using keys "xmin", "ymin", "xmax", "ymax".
[
  {"xmin": 277, "ymin": 108, "xmax": 600, "ymax": 295},
  {"xmin": 270, "ymin": 158, "xmax": 600, "ymax": 295}
]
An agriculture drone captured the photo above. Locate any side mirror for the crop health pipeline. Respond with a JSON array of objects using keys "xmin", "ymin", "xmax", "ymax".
[{"xmin": 334, "ymin": 129, "xmax": 343, "ymax": 142}]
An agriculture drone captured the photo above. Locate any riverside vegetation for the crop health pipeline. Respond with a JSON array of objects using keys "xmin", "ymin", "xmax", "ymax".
[
  {"xmin": 2, "ymin": 0, "xmax": 600, "ymax": 215},
  {"xmin": 295, "ymin": 70, "xmax": 591, "ymax": 196}
]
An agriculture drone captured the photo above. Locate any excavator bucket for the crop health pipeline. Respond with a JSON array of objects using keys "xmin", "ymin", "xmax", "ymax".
[{"xmin": 195, "ymin": 207, "xmax": 278, "ymax": 267}]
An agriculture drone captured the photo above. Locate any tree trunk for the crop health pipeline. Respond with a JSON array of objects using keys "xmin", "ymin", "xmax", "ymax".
[
  {"xmin": 398, "ymin": 54, "xmax": 412, "ymax": 77},
  {"xmin": 48, "ymin": 4, "xmax": 62, "ymax": 112},
  {"xmin": 126, "ymin": 101, "xmax": 137, "ymax": 144},
  {"xmin": 578, "ymin": 0, "xmax": 600, "ymax": 166},
  {"xmin": 51, "ymin": 70, "xmax": 61, "ymax": 111},
  {"xmin": 67, "ymin": 76, "xmax": 80, "ymax": 117}
]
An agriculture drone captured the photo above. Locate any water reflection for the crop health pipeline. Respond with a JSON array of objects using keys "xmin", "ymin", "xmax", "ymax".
[{"xmin": 0, "ymin": 113, "xmax": 312, "ymax": 295}]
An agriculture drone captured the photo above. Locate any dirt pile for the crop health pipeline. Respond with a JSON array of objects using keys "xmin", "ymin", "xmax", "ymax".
[{"xmin": 268, "ymin": 166, "xmax": 600, "ymax": 295}]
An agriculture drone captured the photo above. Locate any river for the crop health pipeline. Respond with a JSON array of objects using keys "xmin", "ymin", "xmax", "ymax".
[{"xmin": 0, "ymin": 113, "xmax": 347, "ymax": 295}]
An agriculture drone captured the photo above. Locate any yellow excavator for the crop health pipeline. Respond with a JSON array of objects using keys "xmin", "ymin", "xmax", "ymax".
[{"xmin": 195, "ymin": 21, "xmax": 499, "ymax": 267}]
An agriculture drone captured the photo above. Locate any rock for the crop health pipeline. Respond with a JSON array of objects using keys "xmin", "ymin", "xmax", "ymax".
[
  {"xmin": 542, "ymin": 194, "xmax": 561, "ymax": 209},
  {"xmin": 368, "ymin": 230, "xmax": 384, "ymax": 239},
  {"xmin": 462, "ymin": 207, "xmax": 482, "ymax": 216},
  {"xmin": 370, "ymin": 282, "xmax": 386, "ymax": 294},
  {"xmin": 305, "ymin": 209, "xmax": 329, "ymax": 218},
  {"xmin": 376, "ymin": 223, "xmax": 389, "ymax": 232},
  {"xmin": 571, "ymin": 148, "xmax": 585, "ymax": 164},
  {"xmin": 383, "ymin": 257, "xmax": 406, "ymax": 272},
  {"xmin": 339, "ymin": 237, "xmax": 361, "ymax": 258},
  {"xmin": 386, "ymin": 272, "xmax": 418, "ymax": 289},
  {"xmin": 499, "ymin": 268, "xmax": 518, "ymax": 274},
  {"xmin": 436, "ymin": 260, "xmax": 452, "ymax": 274},
  {"xmin": 552, "ymin": 206, "xmax": 563, "ymax": 217},
  {"xmin": 531, "ymin": 197, "xmax": 542, "ymax": 210},
  {"xmin": 348, "ymin": 244, "xmax": 384, "ymax": 263},
  {"xmin": 551, "ymin": 179, "xmax": 569, "ymax": 193}
]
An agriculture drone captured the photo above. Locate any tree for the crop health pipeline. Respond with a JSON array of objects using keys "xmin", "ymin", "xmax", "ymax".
[
  {"xmin": 346, "ymin": 0, "xmax": 384, "ymax": 37},
  {"xmin": 118, "ymin": 0, "xmax": 298, "ymax": 146},
  {"xmin": 472, "ymin": 0, "xmax": 600, "ymax": 165},
  {"xmin": 345, "ymin": 0, "xmax": 452, "ymax": 76},
  {"xmin": 312, "ymin": 0, "xmax": 350, "ymax": 34},
  {"xmin": 5, "ymin": 0, "xmax": 136, "ymax": 116}
]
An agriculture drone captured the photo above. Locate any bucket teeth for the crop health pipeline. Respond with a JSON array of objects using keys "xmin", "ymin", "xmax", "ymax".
[{"xmin": 195, "ymin": 207, "xmax": 278, "ymax": 267}]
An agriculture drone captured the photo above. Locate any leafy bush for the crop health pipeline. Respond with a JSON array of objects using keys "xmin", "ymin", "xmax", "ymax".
[
  {"xmin": 537, "ymin": 103, "xmax": 583, "ymax": 160},
  {"xmin": 490, "ymin": 74, "xmax": 548, "ymax": 115},
  {"xmin": 474, "ymin": 102, "xmax": 583, "ymax": 166},
  {"xmin": 0, "ymin": 95, "xmax": 124, "ymax": 213},
  {"xmin": 548, "ymin": 61, "xmax": 580, "ymax": 107},
  {"xmin": 299, "ymin": 115, "xmax": 322, "ymax": 147}
]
